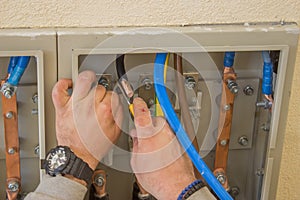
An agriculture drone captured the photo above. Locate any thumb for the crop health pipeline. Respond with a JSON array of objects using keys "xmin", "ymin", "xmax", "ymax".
[{"xmin": 52, "ymin": 79, "xmax": 72, "ymax": 109}]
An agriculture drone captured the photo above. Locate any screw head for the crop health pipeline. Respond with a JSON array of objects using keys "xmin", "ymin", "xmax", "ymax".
[
  {"xmin": 5, "ymin": 111, "xmax": 13, "ymax": 119},
  {"xmin": 142, "ymin": 78, "xmax": 152, "ymax": 90},
  {"xmin": 148, "ymin": 99, "xmax": 155, "ymax": 106},
  {"xmin": 94, "ymin": 174, "xmax": 105, "ymax": 187},
  {"xmin": 98, "ymin": 77, "xmax": 109, "ymax": 89},
  {"xmin": 243, "ymin": 85, "xmax": 254, "ymax": 96},
  {"xmin": 216, "ymin": 173, "xmax": 226, "ymax": 185},
  {"xmin": 4, "ymin": 90, "xmax": 12, "ymax": 99},
  {"xmin": 185, "ymin": 76, "xmax": 196, "ymax": 89},
  {"xmin": 34, "ymin": 145, "xmax": 40, "ymax": 155},
  {"xmin": 8, "ymin": 148, "xmax": 16, "ymax": 154},
  {"xmin": 230, "ymin": 186, "xmax": 240, "ymax": 197},
  {"xmin": 238, "ymin": 136, "xmax": 248, "ymax": 146},
  {"xmin": 220, "ymin": 139, "xmax": 227, "ymax": 146},
  {"xmin": 7, "ymin": 181, "xmax": 19, "ymax": 192},
  {"xmin": 32, "ymin": 93, "xmax": 38, "ymax": 103},
  {"xmin": 223, "ymin": 104, "xmax": 231, "ymax": 111}
]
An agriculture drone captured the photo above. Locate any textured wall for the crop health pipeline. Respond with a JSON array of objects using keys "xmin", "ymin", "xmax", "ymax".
[{"xmin": 0, "ymin": 0, "xmax": 300, "ymax": 199}]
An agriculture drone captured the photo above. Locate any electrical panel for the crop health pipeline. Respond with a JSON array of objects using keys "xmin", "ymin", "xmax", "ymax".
[
  {"xmin": 0, "ymin": 24, "xmax": 299, "ymax": 200},
  {"xmin": 0, "ymin": 30, "xmax": 57, "ymax": 199},
  {"xmin": 57, "ymin": 24, "xmax": 299, "ymax": 200}
]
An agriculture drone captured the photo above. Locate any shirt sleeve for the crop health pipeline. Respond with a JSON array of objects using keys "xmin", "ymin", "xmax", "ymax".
[
  {"xmin": 188, "ymin": 186, "xmax": 217, "ymax": 200},
  {"xmin": 25, "ymin": 174, "xmax": 87, "ymax": 200}
]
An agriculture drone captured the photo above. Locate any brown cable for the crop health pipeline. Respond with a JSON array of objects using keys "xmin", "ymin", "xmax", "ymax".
[{"xmin": 174, "ymin": 54, "xmax": 201, "ymax": 179}]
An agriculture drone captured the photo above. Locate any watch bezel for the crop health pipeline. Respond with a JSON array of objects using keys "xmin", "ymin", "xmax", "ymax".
[{"xmin": 45, "ymin": 146, "xmax": 72, "ymax": 176}]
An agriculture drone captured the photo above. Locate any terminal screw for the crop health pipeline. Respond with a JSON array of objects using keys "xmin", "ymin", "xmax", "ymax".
[
  {"xmin": 224, "ymin": 104, "xmax": 231, "ymax": 111},
  {"xmin": 185, "ymin": 76, "xmax": 196, "ymax": 89},
  {"xmin": 220, "ymin": 139, "xmax": 227, "ymax": 146},
  {"xmin": 94, "ymin": 174, "xmax": 105, "ymax": 187},
  {"xmin": 7, "ymin": 181, "xmax": 19, "ymax": 192},
  {"xmin": 216, "ymin": 173, "xmax": 227, "ymax": 185},
  {"xmin": 230, "ymin": 186, "xmax": 240, "ymax": 197},
  {"xmin": 227, "ymin": 79, "xmax": 239, "ymax": 94},
  {"xmin": 8, "ymin": 148, "xmax": 16, "ymax": 154},
  {"xmin": 243, "ymin": 85, "xmax": 254, "ymax": 96},
  {"xmin": 238, "ymin": 136, "xmax": 248, "ymax": 146},
  {"xmin": 142, "ymin": 78, "xmax": 152, "ymax": 90},
  {"xmin": 32, "ymin": 93, "xmax": 38, "ymax": 104},
  {"xmin": 5, "ymin": 111, "xmax": 13, "ymax": 119},
  {"xmin": 98, "ymin": 77, "xmax": 109, "ymax": 89}
]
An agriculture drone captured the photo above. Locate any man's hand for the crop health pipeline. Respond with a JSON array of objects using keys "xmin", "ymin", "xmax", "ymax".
[
  {"xmin": 131, "ymin": 98, "xmax": 196, "ymax": 200},
  {"xmin": 52, "ymin": 70, "xmax": 123, "ymax": 170}
]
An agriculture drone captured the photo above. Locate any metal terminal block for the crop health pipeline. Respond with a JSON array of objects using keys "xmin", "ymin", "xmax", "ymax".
[
  {"xmin": 227, "ymin": 79, "xmax": 239, "ymax": 94},
  {"xmin": 1, "ymin": 82, "xmax": 17, "ymax": 99}
]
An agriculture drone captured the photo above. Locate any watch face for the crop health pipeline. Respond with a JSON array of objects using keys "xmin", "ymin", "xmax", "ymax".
[{"xmin": 45, "ymin": 146, "xmax": 71, "ymax": 176}]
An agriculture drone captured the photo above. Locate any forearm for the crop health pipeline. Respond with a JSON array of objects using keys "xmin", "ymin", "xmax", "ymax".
[{"xmin": 25, "ymin": 174, "xmax": 87, "ymax": 200}]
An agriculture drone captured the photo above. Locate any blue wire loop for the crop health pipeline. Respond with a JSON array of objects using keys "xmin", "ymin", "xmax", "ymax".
[{"xmin": 154, "ymin": 53, "xmax": 233, "ymax": 200}]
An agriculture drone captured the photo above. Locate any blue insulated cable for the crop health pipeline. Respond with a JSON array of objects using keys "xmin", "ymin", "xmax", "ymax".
[
  {"xmin": 262, "ymin": 51, "xmax": 273, "ymax": 95},
  {"xmin": 7, "ymin": 57, "xmax": 20, "ymax": 75},
  {"xmin": 7, "ymin": 56, "xmax": 30, "ymax": 86},
  {"xmin": 223, "ymin": 52, "xmax": 235, "ymax": 68},
  {"xmin": 153, "ymin": 53, "xmax": 233, "ymax": 200}
]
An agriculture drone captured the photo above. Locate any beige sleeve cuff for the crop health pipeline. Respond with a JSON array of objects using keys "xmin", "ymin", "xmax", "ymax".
[{"xmin": 188, "ymin": 186, "xmax": 217, "ymax": 200}]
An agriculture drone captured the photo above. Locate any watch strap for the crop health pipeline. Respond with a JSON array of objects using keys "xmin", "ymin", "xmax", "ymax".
[{"xmin": 62, "ymin": 149, "xmax": 94, "ymax": 186}]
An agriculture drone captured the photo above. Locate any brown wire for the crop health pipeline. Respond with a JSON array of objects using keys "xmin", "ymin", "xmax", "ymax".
[{"xmin": 174, "ymin": 54, "xmax": 201, "ymax": 179}]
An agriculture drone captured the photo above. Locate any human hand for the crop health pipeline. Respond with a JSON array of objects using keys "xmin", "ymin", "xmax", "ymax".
[
  {"xmin": 52, "ymin": 70, "xmax": 123, "ymax": 170},
  {"xmin": 130, "ymin": 98, "xmax": 196, "ymax": 200}
]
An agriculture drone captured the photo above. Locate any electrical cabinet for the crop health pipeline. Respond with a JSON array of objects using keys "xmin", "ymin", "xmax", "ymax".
[
  {"xmin": 57, "ymin": 24, "xmax": 299, "ymax": 200},
  {"xmin": 0, "ymin": 24, "xmax": 299, "ymax": 200},
  {"xmin": 0, "ymin": 30, "xmax": 57, "ymax": 198}
]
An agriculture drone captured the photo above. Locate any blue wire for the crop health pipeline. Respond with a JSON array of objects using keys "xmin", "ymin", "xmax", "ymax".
[
  {"xmin": 223, "ymin": 52, "xmax": 235, "ymax": 68},
  {"xmin": 262, "ymin": 51, "xmax": 273, "ymax": 95},
  {"xmin": 153, "ymin": 53, "xmax": 233, "ymax": 200},
  {"xmin": 7, "ymin": 56, "xmax": 30, "ymax": 86},
  {"xmin": 7, "ymin": 57, "xmax": 19, "ymax": 74}
]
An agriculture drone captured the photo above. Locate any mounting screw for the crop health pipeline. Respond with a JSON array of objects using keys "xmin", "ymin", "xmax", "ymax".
[
  {"xmin": 224, "ymin": 104, "xmax": 231, "ymax": 111},
  {"xmin": 7, "ymin": 181, "xmax": 19, "ymax": 192},
  {"xmin": 5, "ymin": 111, "xmax": 13, "ymax": 119},
  {"xmin": 230, "ymin": 186, "xmax": 240, "ymax": 197},
  {"xmin": 94, "ymin": 174, "xmax": 105, "ymax": 187},
  {"xmin": 238, "ymin": 136, "xmax": 248, "ymax": 146},
  {"xmin": 3, "ymin": 90, "xmax": 13, "ymax": 99},
  {"xmin": 148, "ymin": 99, "xmax": 155, "ymax": 106},
  {"xmin": 243, "ymin": 85, "xmax": 254, "ymax": 96},
  {"xmin": 185, "ymin": 76, "xmax": 196, "ymax": 89},
  {"xmin": 142, "ymin": 78, "xmax": 152, "ymax": 90},
  {"xmin": 31, "ymin": 109, "xmax": 38, "ymax": 115},
  {"xmin": 8, "ymin": 148, "xmax": 16, "ymax": 154},
  {"xmin": 34, "ymin": 145, "xmax": 40, "ymax": 155},
  {"xmin": 227, "ymin": 79, "xmax": 239, "ymax": 94},
  {"xmin": 216, "ymin": 173, "xmax": 226, "ymax": 185},
  {"xmin": 261, "ymin": 123, "xmax": 270, "ymax": 132},
  {"xmin": 32, "ymin": 93, "xmax": 38, "ymax": 104},
  {"xmin": 220, "ymin": 140, "xmax": 227, "ymax": 146},
  {"xmin": 256, "ymin": 168, "xmax": 264, "ymax": 176},
  {"xmin": 98, "ymin": 77, "xmax": 109, "ymax": 89}
]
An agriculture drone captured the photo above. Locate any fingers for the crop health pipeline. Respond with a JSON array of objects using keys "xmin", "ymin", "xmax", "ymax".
[
  {"xmin": 95, "ymin": 85, "xmax": 107, "ymax": 103},
  {"xmin": 133, "ymin": 98, "xmax": 153, "ymax": 131},
  {"xmin": 52, "ymin": 79, "xmax": 72, "ymax": 109},
  {"xmin": 73, "ymin": 70, "xmax": 96, "ymax": 101}
]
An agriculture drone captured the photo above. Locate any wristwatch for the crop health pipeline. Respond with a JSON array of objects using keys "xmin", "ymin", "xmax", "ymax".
[{"xmin": 44, "ymin": 146, "xmax": 93, "ymax": 185}]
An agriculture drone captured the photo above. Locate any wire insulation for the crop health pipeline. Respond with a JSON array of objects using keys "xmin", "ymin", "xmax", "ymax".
[{"xmin": 154, "ymin": 53, "xmax": 232, "ymax": 200}]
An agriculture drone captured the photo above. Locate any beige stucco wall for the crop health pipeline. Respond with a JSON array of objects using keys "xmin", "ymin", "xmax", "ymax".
[{"xmin": 0, "ymin": 0, "xmax": 299, "ymax": 199}]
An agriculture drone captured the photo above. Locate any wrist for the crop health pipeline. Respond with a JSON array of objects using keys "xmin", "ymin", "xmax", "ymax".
[
  {"xmin": 69, "ymin": 145, "xmax": 99, "ymax": 170},
  {"xmin": 162, "ymin": 177, "xmax": 196, "ymax": 200}
]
